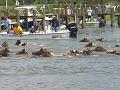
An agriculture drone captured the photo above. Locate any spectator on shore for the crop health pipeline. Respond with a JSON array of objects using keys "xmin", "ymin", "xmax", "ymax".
[
  {"xmin": 87, "ymin": 7, "xmax": 92, "ymax": 22},
  {"xmin": 92, "ymin": 10, "xmax": 97, "ymax": 22}
]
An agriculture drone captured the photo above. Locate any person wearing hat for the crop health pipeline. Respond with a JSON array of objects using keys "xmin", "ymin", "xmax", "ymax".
[
  {"xmin": 2, "ymin": 16, "xmax": 12, "ymax": 34},
  {"xmin": 12, "ymin": 23, "xmax": 23, "ymax": 35}
]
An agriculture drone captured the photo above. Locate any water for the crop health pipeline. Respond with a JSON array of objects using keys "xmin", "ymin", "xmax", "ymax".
[{"xmin": 0, "ymin": 26, "xmax": 120, "ymax": 90}]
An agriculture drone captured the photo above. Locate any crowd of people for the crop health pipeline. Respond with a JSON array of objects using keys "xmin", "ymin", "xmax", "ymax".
[
  {"xmin": 1, "ymin": 11, "xmax": 105, "ymax": 38},
  {"xmin": 1, "ymin": 15, "xmax": 79, "ymax": 38},
  {"xmin": 2, "ymin": 16, "xmax": 23, "ymax": 35},
  {"xmin": 1, "ymin": 15, "xmax": 61, "ymax": 36},
  {"xmin": 79, "ymin": 6, "xmax": 106, "ymax": 26}
]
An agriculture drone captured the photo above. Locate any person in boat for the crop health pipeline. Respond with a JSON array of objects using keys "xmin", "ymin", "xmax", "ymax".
[
  {"xmin": 21, "ymin": 18, "xmax": 27, "ymax": 31},
  {"xmin": 2, "ymin": 16, "xmax": 12, "ymax": 34},
  {"xmin": 30, "ymin": 22, "xmax": 41, "ymax": 33},
  {"xmin": 45, "ymin": 25, "xmax": 53, "ymax": 33},
  {"xmin": 12, "ymin": 23, "xmax": 23, "ymax": 35},
  {"xmin": 67, "ymin": 20, "xmax": 78, "ymax": 38},
  {"xmin": 30, "ymin": 26, "xmax": 35, "ymax": 33},
  {"xmin": 51, "ymin": 16, "xmax": 60, "ymax": 32}
]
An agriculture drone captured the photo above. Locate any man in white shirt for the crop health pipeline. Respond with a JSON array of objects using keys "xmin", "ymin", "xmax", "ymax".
[{"xmin": 87, "ymin": 7, "xmax": 92, "ymax": 21}]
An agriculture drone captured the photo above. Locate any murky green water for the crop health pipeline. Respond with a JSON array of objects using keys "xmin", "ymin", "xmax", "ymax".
[{"xmin": 0, "ymin": 26, "xmax": 120, "ymax": 90}]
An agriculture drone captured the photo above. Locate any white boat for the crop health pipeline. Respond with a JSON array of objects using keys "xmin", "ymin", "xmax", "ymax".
[
  {"xmin": 0, "ymin": 30, "xmax": 70, "ymax": 39},
  {"xmin": 0, "ymin": 29, "xmax": 69, "ymax": 35}
]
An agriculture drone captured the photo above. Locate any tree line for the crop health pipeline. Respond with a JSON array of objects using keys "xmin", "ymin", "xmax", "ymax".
[{"xmin": 0, "ymin": 0, "xmax": 119, "ymax": 6}]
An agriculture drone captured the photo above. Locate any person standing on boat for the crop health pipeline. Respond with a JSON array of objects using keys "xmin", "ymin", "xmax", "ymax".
[
  {"xmin": 29, "ymin": 24, "xmax": 38, "ymax": 33},
  {"xmin": 2, "ymin": 16, "xmax": 12, "ymax": 34},
  {"xmin": 51, "ymin": 16, "xmax": 60, "ymax": 32},
  {"xmin": 12, "ymin": 23, "xmax": 23, "ymax": 35},
  {"xmin": 21, "ymin": 18, "xmax": 27, "ymax": 31}
]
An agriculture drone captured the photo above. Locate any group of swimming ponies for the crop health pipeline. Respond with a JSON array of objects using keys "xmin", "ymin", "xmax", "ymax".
[{"xmin": 0, "ymin": 38, "xmax": 120, "ymax": 58}]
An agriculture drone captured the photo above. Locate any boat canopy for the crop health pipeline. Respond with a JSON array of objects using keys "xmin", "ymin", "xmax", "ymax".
[{"xmin": 15, "ymin": 6, "xmax": 37, "ymax": 10}]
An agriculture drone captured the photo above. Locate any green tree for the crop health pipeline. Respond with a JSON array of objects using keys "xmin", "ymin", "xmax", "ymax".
[
  {"xmin": 0, "ymin": 0, "xmax": 119, "ymax": 6},
  {"xmin": 0, "ymin": 0, "xmax": 16, "ymax": 6}
]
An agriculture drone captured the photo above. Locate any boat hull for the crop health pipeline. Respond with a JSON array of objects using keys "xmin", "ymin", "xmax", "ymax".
[{"xmin": 0, "ymin": 30, "xmax": 69, "ymax": 40}]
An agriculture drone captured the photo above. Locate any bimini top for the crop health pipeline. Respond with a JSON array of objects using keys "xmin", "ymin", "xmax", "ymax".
[
  {"xmin": 15, "ymin": 6, "xmax": 41, "ymax": 16},
  {"xmin": 15, "ymin": 6, "xmax": 37, "ymax": 10}
]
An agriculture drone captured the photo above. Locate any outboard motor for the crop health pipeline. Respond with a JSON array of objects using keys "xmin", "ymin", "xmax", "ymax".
[{"xmin": 67, "ymin": 22, "xmax": 78, "ymax": 38}]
